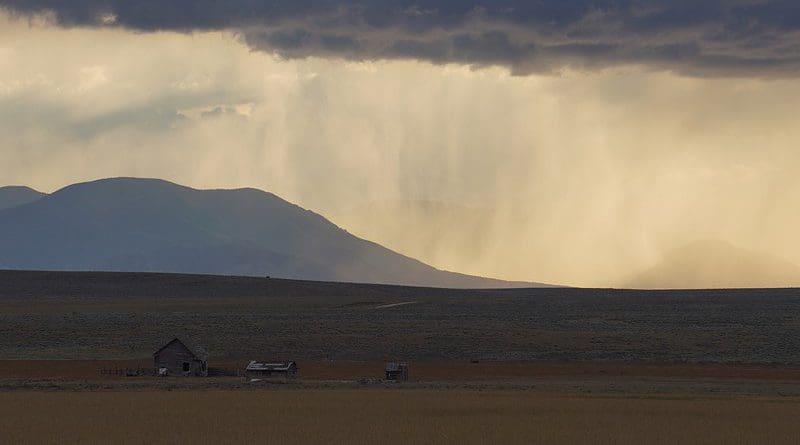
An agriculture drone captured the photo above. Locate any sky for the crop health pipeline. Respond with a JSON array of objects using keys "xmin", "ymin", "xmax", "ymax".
[{"xmin": 2, "ymin": 1, "xmax": 800, "ymax": 287}]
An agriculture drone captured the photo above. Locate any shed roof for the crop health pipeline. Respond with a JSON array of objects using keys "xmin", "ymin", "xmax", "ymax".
[
  {"xmin": 385, "ymin": 362, "xmax": 408, "ymax": 372},
  {"xmin": 154, "ymin": 336, "xmax": 209, "ymax": 361},
  {"xmin": 246, "ymin": 360, "xmax": 296, "ymax": 372}
]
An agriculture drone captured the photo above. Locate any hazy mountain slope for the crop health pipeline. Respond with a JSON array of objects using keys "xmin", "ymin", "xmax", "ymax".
[
  {"xmin": 0, "ymin": 186, "xmax": 45, "ymax": 211},
  {"xmin": 329, "ymin": 200, "xmax": 494, "ymax": 264},
  {"xmin": 327, "ymin": 200, "xmax": 542, "ymax": 281},
  {"xmin": 0, "ymin": 178, "xmax": 541, "ymax": 288},
  {"xmin": 627, "ymin": 240, "xmax": 800, "ymax": 289}
]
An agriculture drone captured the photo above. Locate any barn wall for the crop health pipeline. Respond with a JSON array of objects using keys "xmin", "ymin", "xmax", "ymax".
[{"xmin": 154, "ymin": 340, "xmax": 207, "ymax": 376}]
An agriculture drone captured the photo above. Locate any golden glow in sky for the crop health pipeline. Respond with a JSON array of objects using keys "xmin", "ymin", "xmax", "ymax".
[{"xmin": 3, "ymin": 13, "xmax": 800, "ymax": 287}]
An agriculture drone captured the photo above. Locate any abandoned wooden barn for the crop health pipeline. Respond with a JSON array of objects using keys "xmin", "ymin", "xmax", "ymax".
[
  {"xmin": 153, "ymin": 337, "xmax": 208, "ymax": 377},
  {"xmin": 245, "ymin": 360, "xmax": 298, "ymax": 378},
  {"xmin": 385, "ymin": 362, "xmax": 409, "ymax": 381}
]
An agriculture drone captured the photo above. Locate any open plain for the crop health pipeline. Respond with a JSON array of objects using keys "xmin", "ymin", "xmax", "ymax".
[
  {"xmin": 3, "ymin": 390, "xmax": 800, "ymax": 445},
  {"xmin": 3, "ymin": 270, "xmax": 800, "ymax": 443},
  {"xmin": 3, "ymin": 270, "xmax": 800, "ymax": 363}
]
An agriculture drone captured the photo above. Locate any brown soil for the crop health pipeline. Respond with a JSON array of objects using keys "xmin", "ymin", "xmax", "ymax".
[
  {"xmin": 4, "ymin": 359, "xmax": 800, "ymax": 382},
  {"xmin": 3, "ymin": 390, "xmax": 800, "ymax": 444},
  {"xmin": 0, "ymin": 359, "xmax": 150, "ymax": 379}
]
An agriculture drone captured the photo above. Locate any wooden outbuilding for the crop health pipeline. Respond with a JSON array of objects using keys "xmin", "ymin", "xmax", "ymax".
[
  {"xmin": 385, "ymin": 362, "xmax": 409, "ymax": 381},
  {"xmin": 153, "ymin": 337, "xmax": 208, "ymax": 377},
  {"xmin": 245, "ymin": 360, "xmax": 298, "ymax": 378}
]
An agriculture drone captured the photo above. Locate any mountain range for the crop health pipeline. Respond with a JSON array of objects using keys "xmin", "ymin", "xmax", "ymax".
[
  {"xmin": 0, "ymin": 178, "xmax": 542, "ymax": 288},
  {"xmin": 4, "ymin": 178, "xmax": 798, "ymax": 289}
]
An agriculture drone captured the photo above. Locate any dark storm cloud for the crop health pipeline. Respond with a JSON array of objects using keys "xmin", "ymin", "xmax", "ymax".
[{"xmin": 4, "ymin": 0, "xmax": 800, "ymax": 76}]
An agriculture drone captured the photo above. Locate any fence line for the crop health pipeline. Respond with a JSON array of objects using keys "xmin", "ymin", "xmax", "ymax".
[
  {"xmin": 98, "ymin": 367, "xmax": 156, "ymax": 377},
  {"xmin": 208, "ymin": 367, "xmax": 243, "ymax": 377},
  {"xmin": 98, "ymin": 367, "xmax": 243, "ymax": 377}
]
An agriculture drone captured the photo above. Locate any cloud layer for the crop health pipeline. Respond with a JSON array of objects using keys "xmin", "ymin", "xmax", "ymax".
[{"xmin": 4, "ymin": 0, "xmax": 800, "ymax": 77}]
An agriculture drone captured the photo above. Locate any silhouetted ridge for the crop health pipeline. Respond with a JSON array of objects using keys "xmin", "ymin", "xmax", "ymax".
[
  {"xmin": 0, "ymin": 177, "xmax": 543, "ymax": 288},
  {"xmin": 0, "ymin": 186, "xmax": 45, "ymax": 211}
]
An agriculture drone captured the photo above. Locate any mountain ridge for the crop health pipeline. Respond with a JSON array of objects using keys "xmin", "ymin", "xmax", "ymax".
[
  {"xmin": 0, "ymin": 177, "xmax": 546, "ymax": 288},
  {"xmin": 0, "ymin": 186, "xmax": 46, "ymax": 211}
]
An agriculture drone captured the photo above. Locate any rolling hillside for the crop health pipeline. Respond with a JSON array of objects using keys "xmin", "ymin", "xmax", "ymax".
[
  {"xmin": 0, "ymin": 178, "xmax": 542, "ymax": 288},
  {"xmin": 0, "ymin": 186, "xmax": 45, "ymax": 211}
]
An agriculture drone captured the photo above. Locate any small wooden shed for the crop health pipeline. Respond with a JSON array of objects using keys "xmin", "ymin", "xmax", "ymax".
[
  {"xmin": 245, "ymin": 361, "xmax": 298, "ymax": 378},
  {"xmin": 153, "ymin": 337, "xmax": 208, "ymax": 377},
  {"xmin": 385, "ymin": 362, "xmax": 409, "ymax": 381}
]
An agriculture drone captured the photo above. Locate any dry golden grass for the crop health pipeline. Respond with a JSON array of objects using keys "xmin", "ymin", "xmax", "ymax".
[{"xmin": 1, "ymin": 390, "xmax": 799, "ymax": 444}]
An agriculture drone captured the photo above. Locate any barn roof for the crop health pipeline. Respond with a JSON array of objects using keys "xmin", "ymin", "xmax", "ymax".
[
  {"xmin": 154, "ymin": 336, "xmax": 209, "ymax": 361},
  {"xmin": 246, "ymin": 360, "xmax": 296, "ymax": 372}
]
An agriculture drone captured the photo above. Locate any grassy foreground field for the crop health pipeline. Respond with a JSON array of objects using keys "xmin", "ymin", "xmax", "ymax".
[
  {"xmin": 3, "ymin": 270, "xmax": 800, "ymax": 363},
  {"xmin": 3, "ymin": 271, "xmax": 800, "ymax": 443},
  {"xmin": 2, "ymin": 390, "xmax": 799, "ymax": 444}
]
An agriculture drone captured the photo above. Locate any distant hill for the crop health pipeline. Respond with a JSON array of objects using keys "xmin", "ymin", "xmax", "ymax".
[
  {"xmin": 627, "ymin": 240, "xmax": 800, "ymax": 289},
  {"xmin": 0, "ymin": 178, "xmax": 544, "ymax": 288},
  {"xmin": 0, "ymin": 186, "xmax": 45, "ymax": 211}
]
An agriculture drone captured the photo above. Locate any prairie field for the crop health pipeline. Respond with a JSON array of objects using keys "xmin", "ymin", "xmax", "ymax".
[
  {"xmin": 3, "ymin": 271, "xmax": 800, "ymax": 364},
  {"xmin": 4, "ymin": 271, "xmax": 800, "ymax": 443},
  {"xmin": 2, "ymin": 390, "xmax": 800, "ymax": 445}
]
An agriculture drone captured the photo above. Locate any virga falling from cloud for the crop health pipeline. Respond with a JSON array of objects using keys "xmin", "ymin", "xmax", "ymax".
[{"xmin": 2, "ymin": 12, "xmax": 800, "ymax": 287}]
